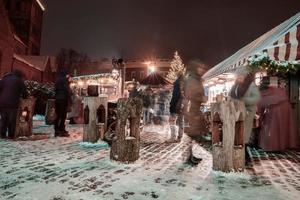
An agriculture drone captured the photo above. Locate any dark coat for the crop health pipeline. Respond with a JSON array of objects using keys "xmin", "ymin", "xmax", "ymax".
[
  {"xmin": 55, "ymin": 74, "xmax": 72, "ymax": 104},
  {"xmin": 170, "ymin": 76, "xmax": 182, "ymax": 114},
  {"xmin": 0, "ymin": 73, "xmax": 28, "ymax": 109}
]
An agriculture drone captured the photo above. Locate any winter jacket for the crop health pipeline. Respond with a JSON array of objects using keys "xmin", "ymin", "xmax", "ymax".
[
  {"xmin": 170, "ymin": 77, "xmax": 182, "ymax": 114},
  {"xmin": 0, "ymin": 73, "xmax": 28, "ymax": 109},
  {"xmin": 55, "ymin": 75, "xmax": 72, "ymax": 104}
]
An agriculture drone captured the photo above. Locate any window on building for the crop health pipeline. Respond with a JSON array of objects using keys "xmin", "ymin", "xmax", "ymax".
[{"xmin": 131, "ymin": 71, "xmax": 136, "ymax": 80}]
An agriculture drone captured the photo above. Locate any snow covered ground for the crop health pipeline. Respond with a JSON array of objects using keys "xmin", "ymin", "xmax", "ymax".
[{"xmin": 0, "ymin": 119, "xmax": 299, "ymax": 200}]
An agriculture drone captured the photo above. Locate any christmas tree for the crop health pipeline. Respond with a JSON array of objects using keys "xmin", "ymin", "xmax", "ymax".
[{"xmin": 166, "ymin": 51, "xmax": 186, "ymax": 83}]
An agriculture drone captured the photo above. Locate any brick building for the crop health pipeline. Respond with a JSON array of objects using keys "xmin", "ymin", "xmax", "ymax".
[
  {"xmin": 5, "ymin": 0, "xmax": 45, "ymax": 55},
  {"xmin": 72, "ymin": 58, "xmax": 171, "ymax": 83},
  {"xmin": 124, "ymin": 59, "xmax": 171, "ymax": 82},
  {"xmin": 0, "ymin": 0, "xmax": 15, "ymax": 76},
  {"xmin": 0, "ymin": 0, "xmax": 55, "ymax": 82}
]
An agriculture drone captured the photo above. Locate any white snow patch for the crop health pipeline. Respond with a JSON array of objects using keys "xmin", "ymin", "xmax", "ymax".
[
  {"xmin": 33, "ymin": 114, "xmax": 45, "ymax": 121},
  {"xmin": 79, "ymin": 141, "xmax": 109, "ymax": 149}
]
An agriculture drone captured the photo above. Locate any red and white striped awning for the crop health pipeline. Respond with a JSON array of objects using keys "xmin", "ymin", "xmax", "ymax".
[{"xmin": 203, "ymin": 12, "xmax": 300, "ymax": 80}]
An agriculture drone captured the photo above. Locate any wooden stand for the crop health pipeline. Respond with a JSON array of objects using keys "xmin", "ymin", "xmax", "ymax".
[
  {"xmin": 15, "ymin": 97, "xmax": 36, "ymax": 138},
  {"xmin": 211, "ymin": 98, "xmax": 246, "ymax": 172},
  {"xmin": 45, "ymin": 99, "xmax": 56, "ymax": 125},
  {"xmin": 110, "ymin": 98, "xmax": 143, "ymax": 163},
  {"xmin": 83, "ymin": 95, "xmax": 108, "ymax": 143}
]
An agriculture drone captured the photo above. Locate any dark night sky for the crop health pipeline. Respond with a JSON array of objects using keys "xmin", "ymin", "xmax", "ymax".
[{"xmin": 41, "ymin": 0, "xmax": 300, "ymax": 66}]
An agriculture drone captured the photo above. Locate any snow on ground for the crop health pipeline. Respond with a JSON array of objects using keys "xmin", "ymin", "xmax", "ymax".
[{"xmin": 0, "ymin": 120, "xmax": 299, "ymax": 200}]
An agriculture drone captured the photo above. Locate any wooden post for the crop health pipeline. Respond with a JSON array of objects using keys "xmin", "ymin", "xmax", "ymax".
[
  {"xmin": 15, "ymin": 97, "xmax": 36, "ymax": 138},
  {"xmin": 45, "ymin": 99, "xmax": 56, "ymax": 125},
  {"xmin": 110, "ymin": 97, "xmax": 143, "ymax": 163},
  {"xmin": 83, "ymin": 95, "xmax": 108, "ymax": 143},
  {"xmin": 211, "ymin": 98, "xmax": 246, "ymax": 172}
]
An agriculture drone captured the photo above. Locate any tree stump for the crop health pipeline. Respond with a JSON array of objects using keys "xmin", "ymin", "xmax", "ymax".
[
  {"xmin": 15, "ymin": 97, "xmax": 36, "ymax": 138},
  {"xmin": 83, "ymin": 95, "xmax": 108, "ymax": 143},
  {"xmin": 45, "ymin": 99, "xmax": 56, "ymax": 125},
  {"xmin": 110, "ymin": 98, "xmax": 143, "ymax": 163},
  {"xmin": 211, "ymin": 98, "xmax": 246, "ymax": 172}
]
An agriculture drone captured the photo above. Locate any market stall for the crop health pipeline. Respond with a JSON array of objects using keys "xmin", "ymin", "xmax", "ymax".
[
  {"xmin": 203, "ymin": 12, "xmax": 300, "ymax": 145},
  {"xmin": 71, "ymin": 72, "xmax": 121, "ymax": 102}
]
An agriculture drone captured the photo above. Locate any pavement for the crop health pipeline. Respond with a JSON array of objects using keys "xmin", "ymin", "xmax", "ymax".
[{"xmin": 0, "ymin": 121, "xmax": 299, "ymax": 200}]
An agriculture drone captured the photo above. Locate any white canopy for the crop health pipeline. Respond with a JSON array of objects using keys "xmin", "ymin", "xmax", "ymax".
[{"xmin": 203, "ymin": 12, "xmax": 300, "ymax": 80}]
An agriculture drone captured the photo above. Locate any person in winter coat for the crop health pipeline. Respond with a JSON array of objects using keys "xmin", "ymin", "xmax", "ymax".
[
  {"xmin": 0, "ymin": 69, "xmax": 28, "ymax": 139},
  {"xmin": 54, "ymin": 70, "xmax": 72, "ymax": 137},
  {"xmin": 177, "ymin": 60, "xmax": 208, "ymax": 165},
  {"xmin": 184, "ymin": 61, "xmax": 208, "ymax": 137},
  {"xmin": 258, "ymin": 76, "xmax": 297, "ymax": 151},
  {"xmin": 229, "ymin": 67, "xmax": 260, "ymax": 145},
  {"xmin": 142, "ymin": 87, "xmax": 152, "ymax": 124},
  {"xmin": 169, "ymin": 72, "xmax": 186, "ymax": 142}
]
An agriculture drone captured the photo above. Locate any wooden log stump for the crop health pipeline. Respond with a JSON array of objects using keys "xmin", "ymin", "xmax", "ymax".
[
  {"xmin": 83, "ymin": 95, "xmax": 108, "ymax": 143},
  {"xmin": 110, "ymin": 97, "xmax": 143, "ymax": 163},
  {"xmin": 45, "ymin": 99, "xmax": 56, "ymax": 125},
  {"xmin": 211, "ymin": 98, "xmax": 246, "ymax": 172},
  {"xmin": 15, "ymin": 97, "xmax": 36, "ymax": 138}
]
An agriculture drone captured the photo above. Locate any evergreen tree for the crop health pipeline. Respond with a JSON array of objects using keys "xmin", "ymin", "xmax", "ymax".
[{"xmin": 166, "ymin": 51, "xmax": 186, "ymax": 83}]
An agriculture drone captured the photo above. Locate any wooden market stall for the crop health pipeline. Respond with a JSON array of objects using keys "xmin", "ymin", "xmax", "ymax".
[{"xmin": 203, "ymin": 12, "xmax": 300, "ymax": 146}]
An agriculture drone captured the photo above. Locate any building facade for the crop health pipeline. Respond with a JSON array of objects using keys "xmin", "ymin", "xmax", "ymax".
[
  {"xmin": 0, "ymin": 0, "xmax": 15, "ymax": 76},
  {"xmin": 5, "ymin": 0, "xmax": 45, "ymax": 55},
  {"xmin": 72, "ymin": 58, "xmax": 171, "ymax": 83}
]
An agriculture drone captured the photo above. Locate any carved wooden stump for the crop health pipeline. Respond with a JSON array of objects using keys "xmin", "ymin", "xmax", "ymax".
[
  {"xmin": 110, "ymin": 98, "xmax": 143, "ymax": 163},
  {"xmin": 15, "ymin": 97, "xmax": 36, "ymax": 138},
  {"xmin": 45, "ymin": 99, "xmax": 56, "ymax": 125},
  {"xmin": 211, "ymin": 98, "xmax": 246, "ymax": 172},
  {"xmin": 83, "ymin": 95, "xmax": 108, "ymax": 143}
]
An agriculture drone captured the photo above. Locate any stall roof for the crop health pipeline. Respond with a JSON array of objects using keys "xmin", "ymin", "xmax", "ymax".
[{"xmin": 203, "ymin": 12, "xmax": 300, "ymax": 80}]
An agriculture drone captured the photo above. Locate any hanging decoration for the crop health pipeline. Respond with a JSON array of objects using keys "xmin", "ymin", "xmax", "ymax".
[{"xmin": 247, "ymin": 53, "xmax": 300, "ymax": 74}]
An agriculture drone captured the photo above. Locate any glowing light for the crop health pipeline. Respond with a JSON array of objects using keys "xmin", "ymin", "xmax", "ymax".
[
  {"xmin": 144, "ymin": 61, "xmax": 151, "ymax": 65},
  {"xmin": 36, "ymin": 0, "xmax": 45, "ymax": 11},
  {"xmin": 149, "ymin": 66, "xmax": 156, "ymax": 73},
  {"xmin": 112, "ymin": 69, "xmax": 119, "ymax": 76},
  {"xmin": 78, "ymin": 81, "xmax": 84, "ymax": 87},
  {"xmin": 226, "ymin": 73, "xmax": 235, "ymax": 79}
]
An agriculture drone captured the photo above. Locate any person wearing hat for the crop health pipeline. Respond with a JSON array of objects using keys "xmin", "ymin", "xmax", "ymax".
[{"xmin": 229, "ymin": 67, "xmax": 260, "ymax": 161}]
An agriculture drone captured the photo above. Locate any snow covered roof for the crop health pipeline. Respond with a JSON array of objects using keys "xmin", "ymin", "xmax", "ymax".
[
  {"xmin": 13, "ymin": 54, "xmax": 34, "ymax": 68},
  {"xmin": 21, "ymin": 55, "xmax": 49, "ymax": 71},
  {"xmin": 203, "ymin": 12, "xmax": 300, "ymax": 80},
  {"xmin": 15, "ymin": 55, "xmax": 57, "ymax": 72}
]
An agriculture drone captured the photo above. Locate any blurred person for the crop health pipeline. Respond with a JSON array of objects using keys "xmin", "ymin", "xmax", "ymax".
[
  {"xmin": 0, "ymin": 69, "xmax": 28, "ymax": 139},
  {"xmin": 54, "ymin": 70, "xmax": 72, "ymax": 137},
  {"xmin": 258, "ymin": 76, "xmax": 297, "ymax": 151},
  {"xmin": 184, "ymin": 60, "xmax": 208, "ymax": 137},
  {"xmin": 230, "ymin": 67, "xmax": 260, "ymax": 144},
  {"xmin": 169, "ymin": 72, "xmax": 186, "ymax": 142},
  {"xmin": 68, "ymin": 87, "xmax": 83, "ymax": 124},
  {"xmin": 229, "ymin": 67, "xmax": 260, "ymax": 162},
  {"xmin": 182, "ymin": 60, "xmax": 209, "ymax": 165},
  {"xmin": 142, "ymin": 87, "xmax": 152, "ymax": 124}
]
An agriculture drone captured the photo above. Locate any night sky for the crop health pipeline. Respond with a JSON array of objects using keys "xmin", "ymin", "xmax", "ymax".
[{"xmin": 41, "ymin": 0, "xmax": 300, "ymax": 67}]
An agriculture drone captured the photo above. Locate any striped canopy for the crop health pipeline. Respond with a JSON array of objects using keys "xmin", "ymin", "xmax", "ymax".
[{"xmin": 203, "ymin": 12, "xmax": 300, "ymax": 80}]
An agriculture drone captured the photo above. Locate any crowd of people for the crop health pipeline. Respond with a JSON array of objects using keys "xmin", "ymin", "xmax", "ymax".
[{"xmin": 0, "ymin": 65, "xmax": 298, "ymax": 165}]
